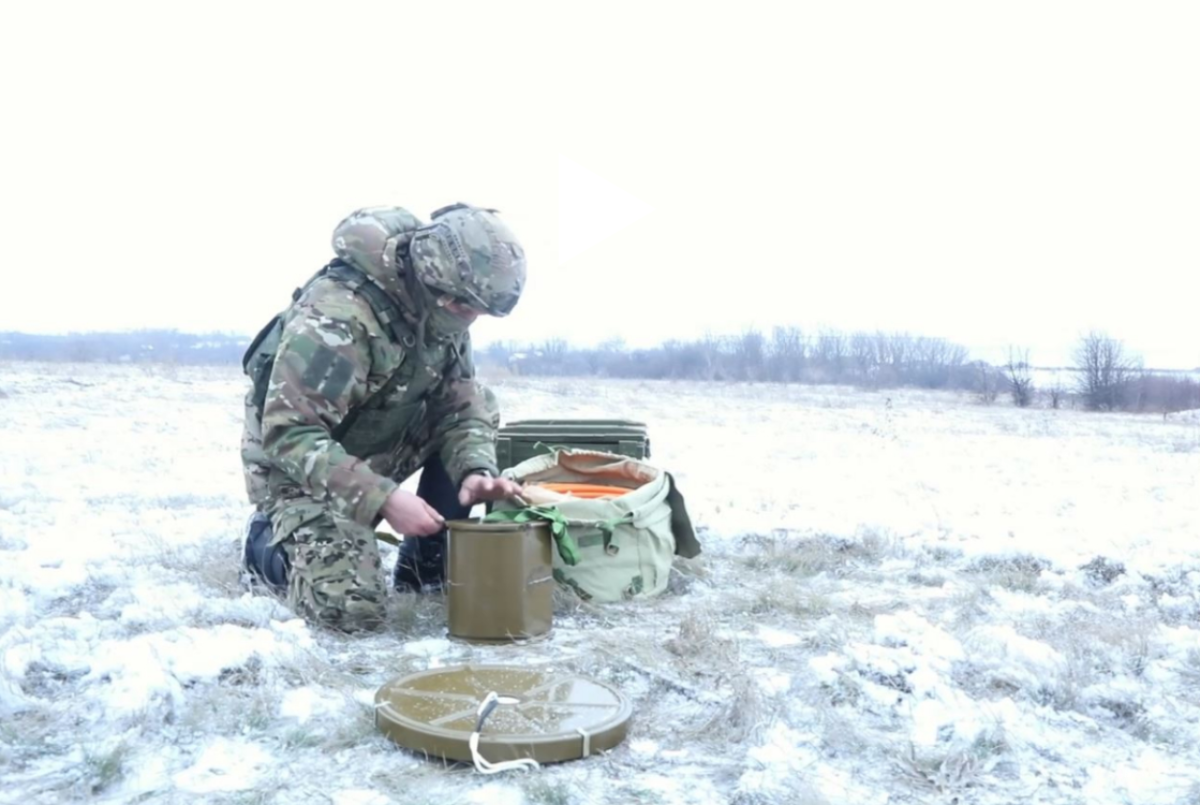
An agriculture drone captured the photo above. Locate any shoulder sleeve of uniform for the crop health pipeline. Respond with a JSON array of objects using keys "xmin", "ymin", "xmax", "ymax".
[
  {"xmin": 270, "ymin": 295, "xmax": 371, "ymax": 425},
  {"xmin": 259, "ymin": 287, "xmax": 397, "ymax": 524}
]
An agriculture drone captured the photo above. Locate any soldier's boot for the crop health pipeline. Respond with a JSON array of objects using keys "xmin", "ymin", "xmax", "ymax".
[
  {"xmin": 393, "ymin": 455, "xmax": 471, "ymax": 593},
  {"xmin": 242, "ymin": 511, "xmax": 289, "ymax": 593}
]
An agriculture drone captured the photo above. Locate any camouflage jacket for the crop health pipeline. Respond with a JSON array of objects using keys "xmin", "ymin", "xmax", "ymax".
[{"xmin": 255, "ymin": 208, "xmax": 500, "ymax": 527}]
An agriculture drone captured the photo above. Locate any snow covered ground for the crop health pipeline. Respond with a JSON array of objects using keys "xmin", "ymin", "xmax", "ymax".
[{"xmin": 1, "ymin": 362, "xmax": 1198, "ymax": 804}]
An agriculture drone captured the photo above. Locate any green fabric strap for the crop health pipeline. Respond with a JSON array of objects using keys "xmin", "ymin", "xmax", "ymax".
[{"xmin": 483, "ymin": 506, "xmax": 582, "ymax": 566}]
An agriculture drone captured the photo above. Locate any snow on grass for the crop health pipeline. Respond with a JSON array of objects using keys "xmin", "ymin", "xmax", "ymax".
[
  {"xmin": 1, "ymin": 362, "xmax": 1198, "ymax": 804},
  {"xmin": 173, "ymin": 737, "xmax": 274, "ymax": 794}
]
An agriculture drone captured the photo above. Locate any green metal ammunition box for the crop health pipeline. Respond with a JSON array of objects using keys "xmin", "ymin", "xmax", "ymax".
[{"xmin": 495, "ymin": 419, "xmax": 650, "ymax": 473}]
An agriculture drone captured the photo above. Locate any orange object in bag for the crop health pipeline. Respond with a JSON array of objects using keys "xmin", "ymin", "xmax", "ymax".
[{"xmin": 532, "ymin": 482, "xmax": 632, "ymax": 500}]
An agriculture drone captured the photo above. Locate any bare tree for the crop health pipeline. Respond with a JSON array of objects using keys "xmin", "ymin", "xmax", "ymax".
[
  {"xmin": 733, "ymin": 328, "xmax": 766, "ymax": 381},
  {"xmin": 975, "ymin": 361, "xmax": 1001, "ymax": 405},
  {"xmin": 1072, "ymin": 331, "xmax": 1141, "ymax": 411},
  {"xmin": 850, "ymin": 332, "xmax": 875, "ymax": 381},
  {"xmin": 1047, "ymin": 374, "xmax": 1065, "ymax": 410},
  {"xmin": 1005, "ymin": 347, "xmax": 1035, "ymax": 407},
  {"xmin": 698, "ymin": 332, "xmax": 725, "ymax": 380},
  {"xmin": 909, "ymin": 337, "xmax": 969, "ymax": 389},
  {"xmin": 814, "ymin": 330, "xmax": 847, "ymax": 381},
  {"xmin": 661, "ymin": 339, "xmax": 712, "ymax": 379},
  {"xmin": 768, "ymin": 326, "xmax": 805, "ymax": 382},
  {"xmin": 880, "ymin": 331, "xmax": 909, "ymax": 370}
]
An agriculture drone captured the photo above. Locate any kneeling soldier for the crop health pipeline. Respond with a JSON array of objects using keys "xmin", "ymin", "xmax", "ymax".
[{"xmin": 240, "ymin": 204, "xmax": 525, "ymax": 631}]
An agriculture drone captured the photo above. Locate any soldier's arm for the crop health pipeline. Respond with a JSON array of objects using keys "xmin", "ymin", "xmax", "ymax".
[
  {"xmin": 427, "ymin": 336, "xmax": 502, "ymax": 487},
  {"xmin": 260, "ymin": 302, "xmax": 398, "ymax": 525}
]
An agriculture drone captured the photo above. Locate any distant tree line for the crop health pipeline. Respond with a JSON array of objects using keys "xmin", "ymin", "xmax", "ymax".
[
  {"xmin": 484, "ymin": 329, "xmax": 981, "ymax": 389},
  {"xmin": 3, "ymin": 327, "xmax": 1195, "ymax": 415},
  {"xmin": 483, "ymin": 329, "xmax": 1198, "ymax": 415},
  {"xmin": 960, "ymin": 332, "xmax": 1198, "ymax": 415},
  {"xmin": 0, "ymin": 330, "xmax": 247, "ymax": 365}
]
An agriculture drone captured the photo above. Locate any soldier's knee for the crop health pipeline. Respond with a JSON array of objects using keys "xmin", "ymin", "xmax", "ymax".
[
  {"xmin": 289, "ymin": 575, "xmax": 387, "ymax": 633},
  {"xmin": 274, "ymin": 504, "xmax": 387, "ymax": 632},
  {"xmin": 284, "ymin": 546, "xmax": 387, "ymax": 632}
]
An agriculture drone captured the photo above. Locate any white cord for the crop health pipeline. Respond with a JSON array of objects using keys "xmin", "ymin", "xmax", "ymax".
[
  {"xmin": 576, "ymin": 727, "xmax": 591, "ymax": 757},
  {"xmin": 469, "ymin": 691, "xmax": 540, "ymax": 775}
]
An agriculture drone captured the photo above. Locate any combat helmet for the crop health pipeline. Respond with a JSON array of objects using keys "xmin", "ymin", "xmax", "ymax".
[{"xmin": 408, "ymin": 204, "xmax": 526, "ymax": 317}]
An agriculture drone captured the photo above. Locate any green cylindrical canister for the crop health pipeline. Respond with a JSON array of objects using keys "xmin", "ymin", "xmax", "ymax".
[{"xmin": 446, "ymin": 520, "xmax": 554, "ymax": 643}]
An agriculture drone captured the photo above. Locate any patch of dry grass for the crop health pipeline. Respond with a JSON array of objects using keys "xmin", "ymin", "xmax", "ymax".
[
  {"xmin": 79, "ymin": 740, "xmax": 130, "ymax": 796},
  {"xmin": 735, "ymin": 576, "xmax": 833, "ymax": 620},
  {"xmin": 383, "ymin": 592, "xmax": 450, "ymax": 639},
  {"xmin": 1027, "ymin": 607, "xmax": 1158, "ymax": 713},
  {"xmin": 3, "ymin": 733, "xmax": 131, "ymax": 801},
  {"xmin": 808, "ymin": 701, "xmax": 870, "ymax": 757},
  {"xmin": 41, "ymin": 579, "xmax": 119, "ymax": 619},
  {"xmin": 665, "ymin": 611, "xmax": 736, "ymax": 663},
  {"xmin": 690, "ymin": 672, "xmax": 772, "ymax": 746},
  {"xmin": 0, "ymin": 705, "xmax": 61, "ymax": 774},
  {"xmin": 277, "ymin": 702, "xmax": 379, "ymax": 754},
  {"xmin": 735, "ymin": 531, "xmax": 893, "ymax": 578},
  {"xmin": 148, "ymin": 533, "xmax": 244, "ymax": 597},
  {"xmin": 178, "ymin": 677, "xmax": 279, "ymax": 736},
  {"xmin": 521, "ymin": 776, "xmax": 588, "ymax": 805},
  {"xmin": 944, "ymin": 583, "xmax": 998, "ymax": 631},
  {"xmin": 731, "ymin": 786, "xmax": 831, "ymax": 805},
  {"xmin": 583, "ymin": 599, "xmax": 784, "ymax": 755},
  {"xmin": 893, "ymin": 727, "xmax": 1009, "ymax": 796},
  {"xmin": 964, "ymin": 553, "xmax": 1051, "ymax": 594}
]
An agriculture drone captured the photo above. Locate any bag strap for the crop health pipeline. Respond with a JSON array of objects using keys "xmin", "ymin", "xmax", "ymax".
[
  {"xmin": 322, "ymin": 259, "xmax": 413, "ymax": 348},
  {"xmin": 233, "ymin": 256, "xmax": 417, "ymax": 441},
  {"xmin": 665, "ymin": 472, "xmax": 701, "ymax": 558}
]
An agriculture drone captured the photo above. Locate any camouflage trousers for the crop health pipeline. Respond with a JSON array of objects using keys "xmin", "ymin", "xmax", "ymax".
[
  {"xmin": 272, "ymin": 501, "xmax": 389, "ymax": 632},
  {"xmin": 241, "ymin": 390, "xmax": 442, "ymax": 632}
]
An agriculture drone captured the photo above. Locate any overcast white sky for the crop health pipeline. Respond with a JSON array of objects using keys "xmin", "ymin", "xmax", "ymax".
[{"xmin": 1, "ymin": 1, "xmax": 1197, "ymax": 368}]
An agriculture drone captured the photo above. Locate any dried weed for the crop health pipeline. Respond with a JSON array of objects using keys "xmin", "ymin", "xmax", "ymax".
[
  {"xmin": 736, "ymin": 531, "xmax": 892, "ymax": 578},
  {"xmin": 965, "ymin": 553, "xmax": 1051, "ymax": 594},
  {"xmin": 690, "ymin": 672, "xmax": 773, "ymax": 746},
  {"xmin": 893, "ymin": 727, "xmax": 1009, "ymax": 795}
]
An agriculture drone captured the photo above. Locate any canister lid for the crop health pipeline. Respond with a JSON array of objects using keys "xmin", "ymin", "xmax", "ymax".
[{"xmin": 375, "ymin": 665, "xmax": 631, "ymax": 764}]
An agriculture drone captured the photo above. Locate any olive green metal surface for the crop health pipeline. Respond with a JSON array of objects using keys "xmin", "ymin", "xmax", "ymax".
[
  {"xmin": 496, "ymin": 419, "xmax": 651, "ymax": 472},
  {"xmin": 446, "ymin": 520, "xmax": 553, "ymax": 644},
  {"xmin": 375, "ymin": 665, "xmax": 632, "ymax": 763}
]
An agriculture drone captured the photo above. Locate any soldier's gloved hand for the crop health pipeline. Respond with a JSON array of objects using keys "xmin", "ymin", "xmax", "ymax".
[
  {"xmin": 380, "ymin": 488, "xmax": 445, "ymax": 537},
  {"xmin": 458, "ymin": 473, "xmax": 524, "ymax": 507}
]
